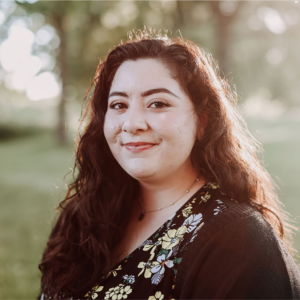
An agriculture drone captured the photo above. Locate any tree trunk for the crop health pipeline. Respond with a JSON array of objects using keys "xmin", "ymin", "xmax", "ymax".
[
  {"xmin": 53, "ymin": 14, "xmax": 67, "ymax": 145},
  {"xmin": 216, "ymin": 16, "xmax": 231, "ymax": 77},
  {"xmin": 210, "ymin": 1, "xmax": 244, "ymax": 78},
  {"xmin": 176, "ymin": 0, "xmax": 185, "ymax": 27}
]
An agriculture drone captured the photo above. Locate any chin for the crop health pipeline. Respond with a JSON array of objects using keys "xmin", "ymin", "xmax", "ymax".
[
  {"xmin": 129, "ymin": 171, "xmax": 156, "ymax": 181},
  {"xmin": 119, "ymin": 159, "xmax": 156, "ymax": 179},
  {"xmin": 125, "ymin": 166, "xmax": 156, "ymax": 181}
]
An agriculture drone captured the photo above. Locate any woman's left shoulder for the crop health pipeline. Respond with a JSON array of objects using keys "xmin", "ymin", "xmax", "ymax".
[
  {"xmin": 194, "ymin": 182, "xmax": 261, "ymax": 230},
  {"xmin": 197, "ymin": 184, "xmax": 298, "ymax": 273},
  {"xmin": 198, "ymin": 182, "xmax": 277, "ymax": 236},
  {"xmin": 176, "ymin": 183, "xmax": 300, "ymax": 299}
]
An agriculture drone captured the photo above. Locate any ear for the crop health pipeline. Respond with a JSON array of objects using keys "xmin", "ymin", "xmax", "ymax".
[{"xmin": 197, "ymin": 113, "xmax": 208, "ymax": 141}]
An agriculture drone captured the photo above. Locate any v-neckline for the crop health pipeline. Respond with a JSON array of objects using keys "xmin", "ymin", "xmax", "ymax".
[{"xmin": 105, "ymin": 182, "xmax": 209, "ymax": 276}]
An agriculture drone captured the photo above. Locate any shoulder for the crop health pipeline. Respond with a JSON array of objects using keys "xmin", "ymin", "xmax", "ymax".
[
  {"xmin": 192, "ymin": 182, "xmax": 280, "ymax": 242},
  {"xmin": 176, "ymin": 185, "xmax": 300, "ymax": 299},
  {"xmin": 194, "ymin": 186, "xmax": 292, "ymax": 269},
  {"xmin": 190, "ymin": 182, "xmax": 265, "ymax": 241}
]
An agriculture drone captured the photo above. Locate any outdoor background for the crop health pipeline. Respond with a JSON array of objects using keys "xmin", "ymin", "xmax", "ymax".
[{"xmin": 0, "ymin": 0, "xmax": 300, "ymax": 298}]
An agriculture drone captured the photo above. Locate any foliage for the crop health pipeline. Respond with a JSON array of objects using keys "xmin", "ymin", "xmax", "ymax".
[{"xmin": 8, "ymin": 0, "xmax": 299, "ymax": 107}]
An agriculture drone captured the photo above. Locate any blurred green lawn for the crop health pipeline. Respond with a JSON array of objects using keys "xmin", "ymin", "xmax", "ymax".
[
  {"xmin": 0, "ymin": 130, "xmax": 75, "ymax": 299},
  {"xmin": 0, "ymin": 117, "xmax": 299, "ymax": 299}
]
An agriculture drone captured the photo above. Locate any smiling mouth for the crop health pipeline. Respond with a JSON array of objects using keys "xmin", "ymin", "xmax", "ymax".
[{"xmin": 124, "ymin": 142, "xmax": 156, "ymax": 152}]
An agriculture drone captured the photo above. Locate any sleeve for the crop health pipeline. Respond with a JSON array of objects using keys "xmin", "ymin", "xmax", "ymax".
[{"xmin": 181, "ymin": 212, "xmax": 300, "ymax": 299}]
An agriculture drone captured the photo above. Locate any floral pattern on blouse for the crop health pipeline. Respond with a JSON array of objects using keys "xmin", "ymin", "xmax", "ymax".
[{"xmin": 84, "ymin": 182, "xmax": 233, "ymax": 300}]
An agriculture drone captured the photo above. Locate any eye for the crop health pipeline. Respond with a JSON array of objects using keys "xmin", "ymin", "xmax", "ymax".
[
  {"xmin": 109, "ymin": 102, "xmax": 127, "ymax": 110},
  {"xmin": 149, "ymin": 101, "xmax": 169, "ymax": 109}
]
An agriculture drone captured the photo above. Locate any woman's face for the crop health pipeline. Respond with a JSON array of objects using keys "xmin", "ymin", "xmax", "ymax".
[{"xmin": 104, "ymin": 58, "xmax": 199, "ymax": 182}]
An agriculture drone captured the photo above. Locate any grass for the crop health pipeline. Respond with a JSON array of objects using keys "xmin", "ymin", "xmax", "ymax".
[
  {"xmin": 0, "ymin": 118, "xmax": 299, "ymax": 299},
  {"xmin": 246, "ymin": 117, "xmax": 300, "ymax": 259},
  {"xmin": 0, "ymin": 130, "xmax": 75, "ymax": 299}
]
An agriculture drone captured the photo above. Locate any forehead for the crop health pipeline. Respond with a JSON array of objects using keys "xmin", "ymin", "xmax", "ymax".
[{"xmin": 110, "ymin": 59, "xmax": 182, "ymax": 95}]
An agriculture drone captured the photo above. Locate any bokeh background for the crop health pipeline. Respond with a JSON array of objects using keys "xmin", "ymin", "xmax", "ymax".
[{"xmin": 0, "ymin": 0, "xmax": 300, "ymax": 298}]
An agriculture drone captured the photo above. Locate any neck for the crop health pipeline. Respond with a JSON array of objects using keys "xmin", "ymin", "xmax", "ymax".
[{"xmin": 137, "ymin": 164, "xmax": 204, "ymax": 212}]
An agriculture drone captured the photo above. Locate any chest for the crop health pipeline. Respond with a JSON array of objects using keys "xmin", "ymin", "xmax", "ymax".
[
  {"xmin": 83, "ymin": 182, "xmax": 226, "ymax": 300},
  {"xmin": 113, "ymin": 212, "xmax": 171, "ymax": 265},
  {"xmin": 117, "ymin": 193, "xmax": 203, "ymax": 263}
]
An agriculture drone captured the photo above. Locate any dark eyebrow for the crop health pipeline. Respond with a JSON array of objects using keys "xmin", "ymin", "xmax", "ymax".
[
  {"xmin": 108, "ymin": 91, "xmax": 128, "ymax": 98},
  {"xmin": 141, "ymin": 88, "xmax": 179, "ymax": 98},
  {"xmin": 108, "ymin": 88, "xmax": 179, "ymax": 99}
]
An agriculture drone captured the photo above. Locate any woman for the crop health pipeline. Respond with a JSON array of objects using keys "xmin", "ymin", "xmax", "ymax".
[{"xmin": 38, "ymin": 28, "xmax": 300, "ymax": 299}]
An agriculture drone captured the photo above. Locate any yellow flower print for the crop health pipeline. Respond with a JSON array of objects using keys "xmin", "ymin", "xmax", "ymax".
[
  {"xmin": 104, "ymin": 283, "xmax": 132, "ymax": 300},
  {"xmin": 143, "ymin": 240, "xmax": 162, "ymax": 260},
  {"xmin": 210, "ymin": 182, "xmax": 220, "ymax": 189},
  {"xmin": 85, "ymin": 285, "xmax": 104, "ymax": 299},
  {"xmin": 199, "ymin": 191, "xmax": 210, "ymax": 204},
  {"xmin": 138, "ymin": 260, "xmax": 153, "ymax": 277},
  {"xmin": 182, "ymin": 203, "xmax": 192, "ymax": 217},
  {"xmin": 148, "ymin": 291, "xmax": 164, "ymax": 300},
  {"xmin": 159, "ymin": 226, "xmax": 187, "ymax": 250},
  {"xmin": 196, "ymin": 222, "xmax": 204, "ymax": 232},
  {"xmin": 106, "ymin": 265, "xmax": 122, "ymax": 279},
  {"xmin": 231, "ymin": 198, "xmax": 239, "ymax": 203}
]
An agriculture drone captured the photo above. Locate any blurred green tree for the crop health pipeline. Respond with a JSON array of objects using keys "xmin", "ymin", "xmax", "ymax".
[
  {"xmin": 14, "ymin": 0, "xmax": 300, "ymax": 143},
  {"xmin": 17, "ymin": 1, "xmax": 99, "ymax": 144},
  {"xmin": 170, "ymin": 1, "xmax": 247, "ymax": 85}
]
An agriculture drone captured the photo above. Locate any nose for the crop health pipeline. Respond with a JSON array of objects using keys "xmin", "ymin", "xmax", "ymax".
[{"xmin": 122, "ymin": 101, "xmax": 148, "ymax": 134}]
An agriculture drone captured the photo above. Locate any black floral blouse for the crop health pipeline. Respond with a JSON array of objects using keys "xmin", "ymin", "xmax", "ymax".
[{"xmin": 83, "ymin": 182, "xmax": 232, "ymax": 300}]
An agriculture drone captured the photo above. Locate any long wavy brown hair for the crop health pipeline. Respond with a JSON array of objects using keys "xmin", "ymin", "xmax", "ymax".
[{"xmin": 38, "ymin": 28, "xmax": 296, "ymax": 299}]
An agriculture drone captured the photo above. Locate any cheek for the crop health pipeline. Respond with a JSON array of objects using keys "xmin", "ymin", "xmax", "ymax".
[
  {"xmin": 103, "ymin": 116, "xmax": 122, "ymax": 144},
  {"xmin": 182, "ymin": 113, "xmax": 198, "ymax": 140},
  {"xmin": 156, "ymin": 112, "xmax": 197, "ymax": 145}
]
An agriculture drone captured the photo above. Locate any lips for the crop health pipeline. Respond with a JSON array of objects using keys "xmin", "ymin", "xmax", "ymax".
[{"xmin": 124, "ymin": 142, "xmax": 156, "ymax": 152}]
